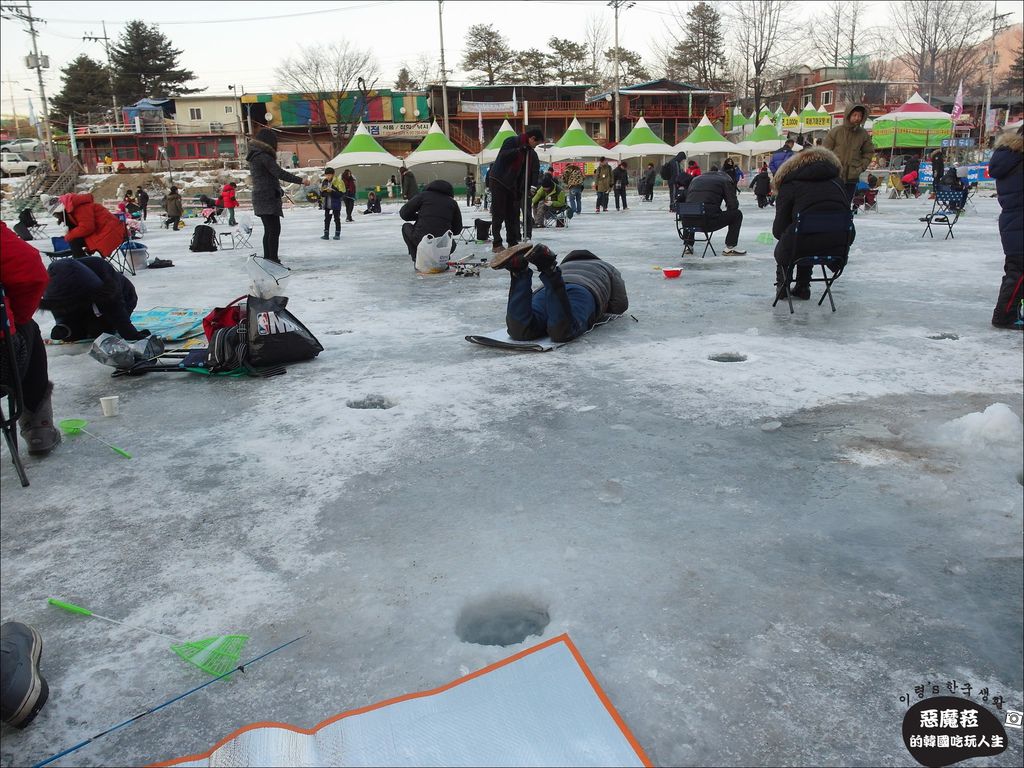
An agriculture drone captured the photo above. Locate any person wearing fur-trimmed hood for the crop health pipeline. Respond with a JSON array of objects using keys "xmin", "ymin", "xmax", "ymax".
[
  {"xmin": 988, "ymin": 127, "xmax": 1023, "ymax": 329},
  {"xmin": 246, "ymin": 128, "xmax": 305, "ymax": 264},
  {"xmin": 771, "ymin": 146, "xmax": 855, "ymax": 300}
]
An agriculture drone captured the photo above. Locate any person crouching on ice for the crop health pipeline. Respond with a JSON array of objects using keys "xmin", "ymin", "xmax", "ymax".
[{"xmin": 490, "ymin": 243, "xmax": 628, "ymax": 343}]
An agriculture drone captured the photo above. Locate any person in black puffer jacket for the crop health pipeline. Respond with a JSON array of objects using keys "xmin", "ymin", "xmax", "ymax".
[
  {"xmin": 771, "ymin": 146, "xmax": 855, "ymax": 300},
  {"xmin": 399, "ymin": 179, "xmax": 463, "ymax": 262},
  {"xmin": 246, "ymin": 128, "xmax": 305, "ymax": 264},
  {"xmin": 490, "ymin": 243, "xmax": 628, "ymax": 343},
  {"xmin": 37, "ymin": 256, "xmax": 149, "ymax": 341},
  {"xmin": 988, "ymin": 127, "xmax": 1023, "ymax": 329}
]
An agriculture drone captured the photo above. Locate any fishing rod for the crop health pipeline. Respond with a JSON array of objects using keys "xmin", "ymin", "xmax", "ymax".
[{"xmin": 33, "ymin": 632, "xmax": 308, "ymax": 768}]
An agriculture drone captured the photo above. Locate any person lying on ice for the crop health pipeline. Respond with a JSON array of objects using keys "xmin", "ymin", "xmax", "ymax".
[{"xmin": 489, "ymin": 243, "xmax": 628, "ymax": 343}]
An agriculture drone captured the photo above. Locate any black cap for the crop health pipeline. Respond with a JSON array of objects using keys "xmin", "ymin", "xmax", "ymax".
[{"xmin": 255, "ymin": 128, "xmax": 278, "ymax": 149}]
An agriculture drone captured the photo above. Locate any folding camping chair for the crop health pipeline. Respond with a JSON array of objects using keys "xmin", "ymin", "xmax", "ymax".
[
  {"xmin": 43, "ymin": 236, "xmax": 73, "ymax": 261},
  {"xmin": 221, "ymin": 219, "xmax": 255, "ymax": 250},
  {"xmin": 675, "ymin": 202, "xmax": 718, "ymax": 259},
  {"xmin": 111, "ymin": 239, "xmax": 138, "ymax": 276},
  {"xmin": 772, "ymin": 210, "xmax": 854, "ymax": 315},
  {"xmin": 920, "ymin": 184, "xmax": 969, "ymax": 240},
  {"xmin": 30, "ymin": 223, "xmax": 48, "ymax": 239},
  {"xmin": 0, "ymin": 285, "xmax": 30, "ymax": 487},
  {"xmin": 541, "ymin": 205, "xmax": 570, "ymax": 229}
]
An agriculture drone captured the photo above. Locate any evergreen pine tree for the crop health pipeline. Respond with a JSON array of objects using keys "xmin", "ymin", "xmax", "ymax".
[
  {"xmin": 669, "ymin": 1, "xmax": 730, "ymax": 89},
  {"xmin": 394, "ymin": 66, "xmax": 418, "ymax": 90},
  {"xmin": 49, "ymin": 55, "xmax": 113, "ymax": 124},
  {"xmin": 460, "ymin": 24, "xmax": 515, "ymax": 85},
  {"xmin": 109, "ymin": 20, "xmax": 199, "ymax": 104},
  {"xmin": 1001, "ymin": 43, "xmax": 1023, "ymax": 93}
]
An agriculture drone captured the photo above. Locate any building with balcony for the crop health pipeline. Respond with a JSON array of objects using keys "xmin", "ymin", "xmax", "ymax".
[
  {"xmin": 590, "ymin": 79, "xmax": 732, "ymax": 145},
  {"xmin": 767, "ymin": 65, "xmax": 922, "ymax": 122}
]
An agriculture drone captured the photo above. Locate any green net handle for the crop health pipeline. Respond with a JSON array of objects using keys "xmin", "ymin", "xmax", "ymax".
[{"xmin": 48, "ymin": 598, "xmax": 93, "ymax": 616}]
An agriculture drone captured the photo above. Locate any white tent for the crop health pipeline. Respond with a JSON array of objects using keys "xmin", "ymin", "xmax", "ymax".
[
  {"xmin": 325, "ymin": 123, "xmax": 403, "ymax": 169},
  {"xmin": 672, "ymin": 114, "xmax": 739, "ymax": 156},
  {"xmin": 541, "ymin": 117, "xmax": 618, "ymax": 162},
  {"xmin": 477, "ymin": 119, "xmax": 517, "ymax": 164},
  {"xmin": 404, "ymin": 121, "xmax": 477, "ymax": 167}
]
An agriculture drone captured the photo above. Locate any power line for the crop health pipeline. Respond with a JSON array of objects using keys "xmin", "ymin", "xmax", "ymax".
[{"xmin": 39, "ymin": 2, "xmax": 388, "ymax": 26}]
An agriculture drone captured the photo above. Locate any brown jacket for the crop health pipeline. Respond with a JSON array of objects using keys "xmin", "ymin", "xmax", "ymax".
[
  {"xmin": 593, "ymin": 162, "xmax": 613, "ymax": 193},
  {"xmin": 823, "ymin": 104, "xmax": 874, "ymax": 182}
]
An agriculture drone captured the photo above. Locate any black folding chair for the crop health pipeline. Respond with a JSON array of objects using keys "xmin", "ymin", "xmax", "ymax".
[
  {"xmin": 773, "ymin": 210, "xmax": 853, "ymax": 314},
  {"xmin": 0, "ymin": 286, "xmax": 30, "ymax": 487},
  {"xmin": 111, "ymin": 239, "xmax": 138, "ymax": 276},
  {"xmin": 675, "ymin": 202, "xmax": 718, "ymax": 259},
  {"xmin": 921, "ymin": 184, "xmax": 969, "ymax": 240}
]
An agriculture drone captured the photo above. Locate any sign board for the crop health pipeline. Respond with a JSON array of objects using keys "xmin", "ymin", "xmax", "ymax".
[
  {"xmin": 919, "ymin": 162, "xmax": 990, "ymax": 184},
  {"xmin": 461, "ymin": 101, "xmax": 517, "ymax": 113},
  {"xmin": 802, "ymin": 115, "xmax": 832, "ymax": 129},
  {"xmin": 941, "ymin": 137, "xmax": 977, "ymax": 147},
  {"xmin": 330, "ymin": 122, "xmax": 431, "ymax": 138}
]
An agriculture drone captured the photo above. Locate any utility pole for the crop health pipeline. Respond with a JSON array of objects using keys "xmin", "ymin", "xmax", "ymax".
[
  {"xmin": 981, "ymin": 1, "xmax": 1012, "ymax": 148},
  {"xmin": 82, "ymin": 21, "xmax": 119, "ymax": 120},
  {"xmin": 1, "ymin": 0, "xmax": 55, "ymax": 163},
  {"xmin": 4, "ymin": 77, "xmax": 22, "ymax": 138},
  {"xmin": 438, "ymin": 0, "xmax": 450, "ymax": 135},
  {"xmin": 607, "ymin": 0, "xmax": 634, "ymax": 143}
]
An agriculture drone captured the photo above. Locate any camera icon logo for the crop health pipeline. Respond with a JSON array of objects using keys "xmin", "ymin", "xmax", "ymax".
[{"xmin": 1005, "ymin": 710, "xmax": 1023, "ymax": 729}]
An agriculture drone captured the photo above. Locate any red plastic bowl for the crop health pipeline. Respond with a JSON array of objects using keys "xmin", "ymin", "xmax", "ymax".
[{"xmin": 663, "ymin": 268, "xmax": 682, "ymax": 279}]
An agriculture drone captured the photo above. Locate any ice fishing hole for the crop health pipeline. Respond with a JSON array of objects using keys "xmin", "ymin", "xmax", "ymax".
[
  {"xmin": 708, "ymin": 352, "xmax": 748, "ymax": 363},
  {"xmin": 927, "ymin": 333, "xmax": 960, "ymax": 341},
  {"xmin": 456, "ymin": 595, "xmax": 550, "ymax": 647},
  {"xmin": 346, "ymin": 395, "xmax": 396, "ymax": 410}
]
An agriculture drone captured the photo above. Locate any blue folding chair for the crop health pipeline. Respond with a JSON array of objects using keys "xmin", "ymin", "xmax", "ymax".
[
  {"xmin": 773, "ymin": 210, "xmax": 854, "ymax": 314},
  {"xmin": 44, "ymin": 236, "xmax": 73, "ymax": 261},
  {"xmin": 921, "ymin": 184, "xmax": 969, "ymax": 240}
]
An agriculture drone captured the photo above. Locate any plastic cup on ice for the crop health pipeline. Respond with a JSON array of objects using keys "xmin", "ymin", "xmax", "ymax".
[{"xmin": 100, "ymin": 396, "xmax": 119, "ymax": 417}]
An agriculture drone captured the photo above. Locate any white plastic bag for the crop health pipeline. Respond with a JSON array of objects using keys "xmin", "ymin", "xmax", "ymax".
[
  {"xmin": 415, "ymin": 231, "xmax": 453, "ymax": 274},
  {"xmin": 246, "ymin": 254, "xmax": 291, "ymax": 299}
]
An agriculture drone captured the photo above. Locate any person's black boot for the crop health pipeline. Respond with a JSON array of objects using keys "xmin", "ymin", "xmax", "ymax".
[
  {"xmin": 525, "ymin": 244, "xmax": 557, "ymax": 273},
  {"xmin": 791, "ymin": 284, "xmax": 811, "ymax": 300},
  {"xmin": 320, "ymin": 231, "xmax": 329, "ymax": 240},
  {"xmin": 490, "ymin": 243, "xmax": 532, "ymax": 273},
  {"xmin": 1, "ymin": 622, "xmax": 48, "ymax": 729}
]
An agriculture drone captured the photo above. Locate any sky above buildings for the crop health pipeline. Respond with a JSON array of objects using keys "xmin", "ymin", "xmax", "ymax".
[{"xmin": 1, "ymin": 0, "xmax": 1021, "ymax": 115}]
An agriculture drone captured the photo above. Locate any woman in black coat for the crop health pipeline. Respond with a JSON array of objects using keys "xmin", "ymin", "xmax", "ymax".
[
  {"xmin": 988, "ymin": 128, "xmax": 1023, "ymax": 328},
  {"xmin": 751, "ymin": 164, "xmax": 772, "ymax": 208},
  {"xmin": 771, "ymin": 146, "xmax": 855, "ymax": 300},
  {"xmin": 398, "ymin": 180, "xmax": 463, "ymax": 262},
  {"xmin": 246, "ymin": 128, "xmax": 305, "ymax": 264}
]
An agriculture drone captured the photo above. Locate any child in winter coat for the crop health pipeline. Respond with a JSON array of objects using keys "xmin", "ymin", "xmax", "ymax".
[
  {"xmin": 320, "ymin": 167, "xmax": 344, "ymax": 239},
  {"xmin": 163, "ymin": 187, "xmax": 183, "ymax": 230},
  {"xmin": 341, "ymin": 169, "xmax": 357, "ymax": 222},
  {"xmin": 751, "ymin": 164, "xmax": 772, "ymax": 208}
]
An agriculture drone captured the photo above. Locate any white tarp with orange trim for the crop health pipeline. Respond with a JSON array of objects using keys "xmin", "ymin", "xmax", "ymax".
[{"xmin": 155, "ymin": 634, "xmax": 650, "ymax": 768}]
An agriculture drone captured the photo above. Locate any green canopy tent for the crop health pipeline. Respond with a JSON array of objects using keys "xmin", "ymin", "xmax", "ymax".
[
  {"xmin": 540, "ymin": 116, "xmax": 617, "ymax": 162},
  {"xmin": 325, "ymin": 122, "xmax": 403, "ymax": 169},
  {"xmin": 672, "ymin": 114, "xmax": 739, "ymax": 156},
  {"xmin": 757, "ymin": 105, "xmax": 772, "ymax": 123},
  {"xmin": 610, "ymin": 116, "xmax": 674, "ymax": 160},
  {"xmin": 477, "ymin": 119, "xmax": 517, "ymax": 164},
  {"xmin": 870, "ymin": 92, "xmax": 953, "ymax": 152},
  {"xmin": 405, "ymin": 121, "xmax": 478, "ymax": 167},
  {"xmin": 727, "ymin": 106, "xmax": 750, "ymax": 135},
  {"xmin": 736, "ymin": 116, "xmax": 791, "ymax": 156}
]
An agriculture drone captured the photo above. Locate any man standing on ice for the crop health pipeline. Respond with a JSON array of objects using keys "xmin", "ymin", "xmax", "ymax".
[
  {"xmin": 823, "ymin": 104, "xmax": 874, "ymax": 203},
  {"xmin": 490, "ymin": 243, "xmax": 628, "ymax": 343},
  {"xmin": 487, "ymin": 127, "xmax": 543, "ymax": 252}
]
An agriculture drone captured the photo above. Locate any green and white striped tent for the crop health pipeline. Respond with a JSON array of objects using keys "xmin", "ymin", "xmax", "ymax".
[
  {"xmin": 542, "ymin": 116, "xmax": 617, "ymax": 162},
  {"xmin": 404, "ymin": 121, "xmax": 477, "ymax": 167},
  {"xmin": 326, "ymin": 122, "xmax": 403, "ymax": 169},
  {"xmin": 757, "ymin": 105, "xmax": 772, "ymax": 123},
  {"xmin": 610, "ymin": 117, "xmax": 674, "ymax": 160},
  {"xmin": 735, "ymin": 117, "xmax": 790, "ymax": 155},
  {"xmin": 672, "ymin": 114, "xmax": 738, "ymax": 156},
  {"xmin": 478, "ymin": 119, "xmax": 517, "ymax": 163},
  {"xmin": 728, "ymin": 106, "xmax": 751, "ymax": 134}
]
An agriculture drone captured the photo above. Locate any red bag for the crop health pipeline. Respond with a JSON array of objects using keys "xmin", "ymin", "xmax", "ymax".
[{"xmin": 202, "ymin": 295, "xmax": 247, "ymax": 341}]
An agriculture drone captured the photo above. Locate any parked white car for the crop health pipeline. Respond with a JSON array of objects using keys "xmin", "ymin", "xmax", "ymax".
[
  {"xmin": 0, "ymin": 151, "xmax": 40, "ymax": 176},
  {"xmin": 0, "ymin": 138, "xmax": 42, "ymax": 153}
]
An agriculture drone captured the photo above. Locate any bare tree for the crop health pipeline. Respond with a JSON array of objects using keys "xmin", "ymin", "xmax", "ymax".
[
  {"xmin": 583, "ymin": 14, "xmax": 610, "ymax": 87},
  {"xmin": 890, "ymin": 0, "xmax": 989, "ymax": 98},
  {"xmin": 412, "ymin": 53, "xmax": 437, "ymax": 88},
  {"xmin": 275, "ymin": 41, "xmax": 380, "ymax": 158},
  {"xmin": 727, "ymin": 0, "xmax": 797, "ymax": 114}
]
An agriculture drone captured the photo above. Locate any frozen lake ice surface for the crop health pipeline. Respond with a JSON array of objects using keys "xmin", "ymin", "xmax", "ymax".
[{"xmin": 2, "ymin": 187, "xmax": 1022, "ymax": 767}]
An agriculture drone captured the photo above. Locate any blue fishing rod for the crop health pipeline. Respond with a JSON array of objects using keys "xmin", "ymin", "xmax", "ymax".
[{"xmin": 34, "ymin": 632, "xmax": 308, "ymax": 768}]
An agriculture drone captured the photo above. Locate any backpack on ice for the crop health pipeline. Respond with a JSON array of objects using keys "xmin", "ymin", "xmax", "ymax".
[
  {"xmin": 246, "ymin": 295, "xmax": 323, "ymax": 366},
  {"xmin": 474, "ymin": 218, "xmax": 491, "ymax": 241},
  {"xmin": 189, "ymin": 224, "xmax": 218, "ymax": 252}
]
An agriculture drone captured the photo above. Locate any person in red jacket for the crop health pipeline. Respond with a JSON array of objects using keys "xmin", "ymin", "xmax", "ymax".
[
  {"xmin": 686, "ymin": 160, "xmax": 702, "ymax": 177},
  {"xmin": 0, "ymin": 222, "xmax": 60, "ymax": 455},
  {"xmin": 47, "ymin": 193, "xmax": 126, "ymax": 259},
  {"xmin": 221, "ymin": 181, "xmax": 238, "ymax": 226}
]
